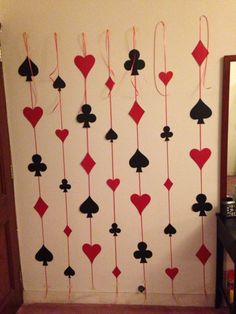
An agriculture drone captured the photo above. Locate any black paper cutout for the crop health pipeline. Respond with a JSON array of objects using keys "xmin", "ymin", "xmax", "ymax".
[
  {"xmin": 164, "ymin": 223, "xmax": 177, "ymax": 237},
  {"xmin": 28, "ymin": 154, "xmax": 47, "ymax": 176},
  {"xmin": 105, "ymin": 128, "xmax": 118, "ymax": 142},
  {"xmin": 133, "ymin": 242, "xmax": 152, "ymax": 263},
  {"xmin": 138, "ymin": 285, "xmax": 146, "ymax": 293},
  {"xmin": 18, "ymin": 57, "xmax": 39, "ymax": 81},
  {"xmin": 109, "ymin": 223, "xmax": 121, "ymax": 236},
  {"xmin": 59, "ymin": 178, "xmax": 71, "ymax": 192},
  {"xmin": 124, "ymin": 49, "xmax": 145, "ymax": 75},
  {"xmin": 129, "ymin": 149, "xmax": 149, "ymax": 172},
  {"xmin": 160, "ymin": 126, "xmax": 173, "ymax": 141},
  {"xmin": 192, "ymin": 193, "xmax": 213, "ymax": 216},
  {"xmin": 53, "ymin": 75, "xmax": 66, "ymax": 91},
  {"xmin": 64, "ymin": 266, "xmax": 75, "ymax": 278},
  {"xmin": 190, "ymin": 99, "xmax": 212, "ymax": 124},
  {"xmin": 35, "ymin": 245, "xmax": 53, "ymax": 266},
  {"xmin": 80, "ymin": 196, "xmax": 99, "ymax": 218},
  {"xmin": 76, "ymin": 104, "xmax": 96, "ymax": 128}
]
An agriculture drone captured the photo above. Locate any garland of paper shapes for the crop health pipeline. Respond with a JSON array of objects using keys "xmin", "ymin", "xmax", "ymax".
[{"xmin": 189, "ymin": 15, "xmax": 212, "ymax": 294}]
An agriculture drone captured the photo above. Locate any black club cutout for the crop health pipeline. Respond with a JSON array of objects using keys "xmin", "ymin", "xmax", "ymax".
[
  {"xmin": 28, "ymin": 154, "xmax": 47, "ymax": 176},
  {"xmin": 133, "ymin": 242, "xmax": 152, "ymax": 263},
  {"xmin": 124, "ymin": 49, "xmax": 145, "ymax": 76},
  {"xmin": 76, "ymin": 104, "xmax": 96, "ymax": 128},
  {"xmin": 160, "ymin": 126, "xmax": 173, "ymax": 141},
  {"xmin": 109, "ymin": 223, "xmax": 121, "ymax": 236},
  {"xmin": 59, "ymin": 179, "xmax": 71, "ymax": 192},
  {"xmin": 192, "ymin": 193, "xmax": 213, "ymax": 216}
]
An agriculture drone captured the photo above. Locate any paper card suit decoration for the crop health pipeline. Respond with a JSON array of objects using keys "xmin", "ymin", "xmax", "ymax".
[
  {"xmin": 74, "ymin": 55, "xmax": 95, "ymax": 78},
  {"xmin": 190, "ymin": 99, "xmax": 212, "ymax": 124},
  {"xmin": 64, "ymin": 266, "xmax": 75, "ymax": 278},
  {"xmin": 105, "ymin": 128, "xmax": 118, "ymax": 142},
  {"xmin": 130, "ymin": 193, "xmax": 151, "ymax": 215},
  {"xmin": 53, "ymin": 75, "xmax": 66, "ymax": 91},
  {"xmin": 165, "ymin": 267, "xmax": 179, "ymax": 280},
  {"xmin": 164, "ymin": 224, "xmax": 176, "ymax": 237},
  {"xmin": 109, "ymin": 223, "xmax": 121, "ymax": 236},
  {"xmin": 76, "ymin": 104, "xmax": 96, "ymax": 128},
  {"xmin": 18, "ymin": 57, "xmax": 39, "ymax": 81},
  {"xmin": 160, "ymin": 126, "xmax": 173, "ymax": 141},
  {"xmin": 59, "ymin": 178, "xmax": 71, "ymax": 192},
  {"xmin": 28, "ymin": 154, "xmax": 47, "ymax": 176},
  {"xmin": 189, "ymin": 148, "xmax": 211, "ymax": 169},
  {"xmin": 23, "ymin": 106, "xmax": 43, "ymax": 128},
  {"xmin": 80, "ymin": 196, "xmax": 99, "ymax": 218},
  {"xmin": 129, "ymin": 149, "xmax": 149, "ymax": 172},
  {"xmin": 124, "ymin": 49, "xmax": 145, "ymax": 76},
  {"xmin": 106, "ymin": 178, "xmax": 120, "ymax": 191},
  {"xmin": 133, "ymin": 242, "xmax": 152, "ymax": 263},
  {"xmin": 192, "ymin": 193, "xmax": 212, "ymax": 216},
  {"xmin": 35, "ymin": 245, "xmax": 53, "ymax": 266},
  {"xmin": 158, "ymin": 71, "xmax": 173, "ymax": 86},
  {"xmin": 55, "ymin": 129, "xmax": 69, "ymax": 142},
  {"xmin": 82, "ymin": 243, "xmax": 101, "ymax": 263}
]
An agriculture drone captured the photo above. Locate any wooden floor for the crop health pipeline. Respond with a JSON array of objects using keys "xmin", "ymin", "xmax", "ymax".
[{"xmin": 17, "ymin": 304, "xmax": 229, "ymax": 314}]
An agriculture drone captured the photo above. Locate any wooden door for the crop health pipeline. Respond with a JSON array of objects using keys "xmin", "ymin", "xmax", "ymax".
[{"xmin": 0, "ymin": 62, "xmax": 23, "ymax": 314}]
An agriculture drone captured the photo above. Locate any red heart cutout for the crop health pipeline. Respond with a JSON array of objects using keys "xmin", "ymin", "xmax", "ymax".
[
  {"xmin": 74, "ymin": 55, "xmax": 95, "ymax": 78},
  {"xmin": 165, "ymin": 267, "xmax": 179, "ymax": 280},
  {"xmin": 55, "ymin": 129, "xmax": 69, "ymax": 142},
  {"xmin": 82, "ymin": 243, "xmax": 101, "ymax": 263},
  {"xmin": 106, "ymin": 178, "xmax": 120, "ymax": 191},
  {"xmin": 190, "ymin": 148, "xmax": 211, "ymax": 169},
  {"xmin": 130, "ymin": 194, "xmax": 151, "ymax": 215},
  {"xmin": 159, "ymin": 71, "xmax": 173, "ymax": 86},
  {"xmin": 23, "ymin": 106, "xmax": 43, "ymax": 128}
]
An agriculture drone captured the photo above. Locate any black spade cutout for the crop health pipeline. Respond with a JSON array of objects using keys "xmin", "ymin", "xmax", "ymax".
[
  {"xmin": 18, "ymin": 57, "xmax": 39, "ymax": 81},
  {"xmin": 59, "ymin": 179, "xmax": 71, "ymax": 192},
  {"xmin": 138, "ymin": 285, "xmax": 146, "ymax": 293},
  {"xmin": 160, "ymin": 126, "xmax": 173, "ymax": 141},
  {"xmin": 129, "ymin": 149, "xmax": 149, "ymax": 172},
  {"xmin": 35, "ymin": 245, "xmax": 53, "ymax": 266},
  {"xmin": 80, "ymin": 196, "xmax": 99, "ymax": 218},
  {"xmin": 164, "ymin": 224, "xmax": 176, "ymax": 237},
  {"xmin": 105, "ymin": 128, "xmax": 118, "ymax": 142},
  {"xmin": 190, "ymin": 99, "xmax": 212, "ymax": 124},
  {"xmin": 109, "ymin": 223, "xmax": 121, "ymax": 236},
  {"xmin": 133, "ymin": 241, "xmax": 152, "ymax": 263},
  {"xmin": 28, "ymin": 154, "xmax": 47, "ymax": 176},
  {"xmin": 76, "ymin": 104, "xmax": 96, "ymax": 128},
  {"xmin": 64, "ymin": 266, "xmax": 75, "ymax": 278},
  {"xmin": 192, "ymin": 193, "xmax": 213, "ymax": 216},
  {"xmin": 53, "ymin": 75, "xmax": 66, "ymax": 91},
  {"xmin": 124, "ymin": 49, "xmax": 145, "ymax": 75}
]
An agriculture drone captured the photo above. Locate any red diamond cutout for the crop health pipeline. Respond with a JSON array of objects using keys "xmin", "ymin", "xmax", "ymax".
[
  {"xmin": 112, "ymin": 266, "xmax": 121, "ymax": 278},
  {"xmin": 196, "ymin": 244, "xmax": 211, "ymax": 265},
  {"xmin": 192, "ymin": 40, "xmax": 209, "ymax": 66},
  {"xmin": 64, "ymin": 225, "xmax": 72, "ymax": 237},
  {"xmin": 81, "ymin": 153, "xmax": 96, "ymax": 174},
  {"xmin": 164, "ymin": 178, "xmax": 173, "ymax": 190},
  {"xmin": 129, "ymin": 101, "xmax": 145, "ymax": 124},
  {"xmin": 105, "ymin": 76, "xmax": 115, "ymax": 91},
  {"xmin": 34, "ymin": 197, "xmax": 48, "ymax": 217}
]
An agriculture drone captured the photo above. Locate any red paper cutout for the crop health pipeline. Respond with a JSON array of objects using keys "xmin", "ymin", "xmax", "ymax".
[
  {"xmin": 82, "ymin": 243, "xmax": 101, "ymax": 263},
  {"xmin": 81, "ymin": 153, "xmax": 96, "ymax": 174},
  {"xmin": 23, "ymin": 106, "xmax": 43, "ymax": 128},
  {"xmin": 129, "ymin": 101, "xmax": 145, "ymax": 124},
  {"xmin": 190, "ymin": 148, "xmax": 211, "ymax": 169},
  {"xmin": 74, "ymin": 55, "xmax": 95, "ymax": 78},
  {"xmin": 105, "ymin": 76, "xmax": 115, "ymax": 91},
  {"xmin": 55, "ymin": 129, "xmax": 69, "ymax": 142},
  {"xmin": 130, "ymin": 193, "xmax": 151, "ymax": 215},
  {"xmin": 192, "ymin": 40, "xmax": 209, "ymax": 66},
  {"xmin": 64, "ymin": 225, "xmax": 72, "ymax": 237},
  {"xmin": 165, "ymin": 267, "xmax": 179, "ymax": 280},
  {"xmin": 158, "ymin": 71, "xmax": 173, "ymax": 86},
  {"xmin": 34, "ymin": 197, "xmax": 48, "ymax": 217},
  {"xmin": 106, "ymin": 178, "xmax": 120, "ymax": 191},
  {"xmin": 164, "ymin": 178, "xmax": 173, "ymax": 190},
  {"xmin": 112, "ymin": 266, "xmax": 121, "ymax": 278},
  {"xmin": 196, "ymin": 244, "xmax": 211, "ymax": 265}
]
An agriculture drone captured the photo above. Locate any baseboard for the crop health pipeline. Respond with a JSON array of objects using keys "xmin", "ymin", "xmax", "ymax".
[{"xmin": 23, "ymin": 291, "xmax": 215, "ymax": 307}]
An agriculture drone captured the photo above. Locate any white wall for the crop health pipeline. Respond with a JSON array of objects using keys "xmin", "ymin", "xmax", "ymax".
[{"xmin": 1, "ymin": 0, "xmax": 236, "ymax": 306}]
